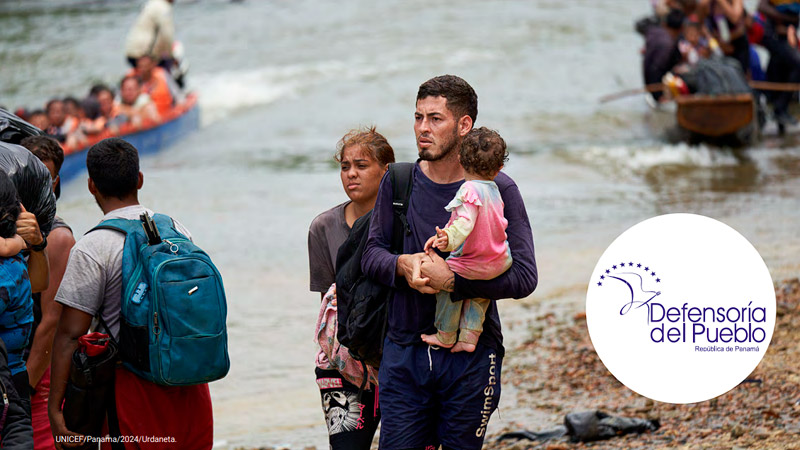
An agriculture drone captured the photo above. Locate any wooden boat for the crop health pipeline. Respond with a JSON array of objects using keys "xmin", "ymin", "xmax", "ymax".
[
  {"xmin": 643, "ymin": 92, "xmax": 758, "ymax": 146},
  {"xmin": 675, "ymin": 93, "xmax": 755, "ymax": 137},
  {"xmin": 59, "ymin": 93, "xmax": 200, "ymax": 183}
]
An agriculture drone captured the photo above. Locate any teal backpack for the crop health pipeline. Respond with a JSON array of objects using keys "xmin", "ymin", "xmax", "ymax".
[{"xmin": 91, "ymin": 213, "xmax": 229, "ymax": 386}]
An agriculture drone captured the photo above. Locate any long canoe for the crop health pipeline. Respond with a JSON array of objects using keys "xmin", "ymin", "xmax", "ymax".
[{"xmin": 59, "ymin": 93, "xmax": 200, "ymax": 183}]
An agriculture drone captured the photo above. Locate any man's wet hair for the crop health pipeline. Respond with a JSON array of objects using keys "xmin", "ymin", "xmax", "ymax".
[
  {"xmin": 417, "ymin": 75, "xmax": 478, "ymax": 123},
  {"xmin": 87, "ymin": 138, "xmax": 140, "ymax": 200},
  {"xmin": 21, "ymin": 136, "xmax": 65, "ymax": 173},
  {"xmin": 0, "ymin": 171, "xmax": 21, "ymax": 239},
  {"xmin": 335, "ymin": 126, "xmax": 396, "ymax": 167},
  {"xmin": 459, "ymin": 127, "xmax": 508, "ymax": 179}
]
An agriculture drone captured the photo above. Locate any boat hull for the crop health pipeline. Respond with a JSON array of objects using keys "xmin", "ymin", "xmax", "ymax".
[
  {"xmin": 646, "ymin": 93, "xmax": 759, "ymax": 146},
  {"xmin": 60, "ymin": 94, "xmax": 200, "ymax": 184},
  {"xmin": 675, "ymin": 93, "xmax": 755, "ymax": 137}
]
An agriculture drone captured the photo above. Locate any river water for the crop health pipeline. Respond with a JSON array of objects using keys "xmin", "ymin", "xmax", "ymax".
[{"xmin": 2, "ymin": 0, "xmax": 800, "ymax": 447}]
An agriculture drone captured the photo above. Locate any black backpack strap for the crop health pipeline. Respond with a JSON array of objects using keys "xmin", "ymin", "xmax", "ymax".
[
  {"xmin": 388, "ymin": 162, "xmax": 414, "ymax": 254},
  {"xmin": 96, "ymin": 314, "xmax": 117, "ymax": 343}
]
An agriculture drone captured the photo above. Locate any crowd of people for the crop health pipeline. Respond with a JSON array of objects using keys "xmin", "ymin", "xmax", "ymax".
[
  {"xmin": 6, "ymin": 0, "xmax": 181, "ymax": 154},
  {"xmin": 1, "ymin": 73, "xmax": 539, "ymax": 450},
  {"xmin": 640, "ymin": 0, "xmax": 800, "ymax": 127},
  {"xmin": 0, "ymin": 1, "xmax": 213, "ymax": 448},
  {"xmin": 7, "ymin": 1, "xmax": 533, "ymax": 448},
  {"xmin": 1, "ymin": 132, "xmax": 215, "ymax": 449},
  {"xmin": 12, "ymin": 53, "xmax": 182, "ymax": 152}
]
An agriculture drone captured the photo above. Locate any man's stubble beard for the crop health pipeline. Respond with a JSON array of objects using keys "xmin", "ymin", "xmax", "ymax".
[{"xmin": 418, "ymin": 127, "xmax": 460, "ymax": 162}]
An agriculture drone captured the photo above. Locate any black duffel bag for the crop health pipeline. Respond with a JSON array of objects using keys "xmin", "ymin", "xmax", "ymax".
[{"xmin": 63, "ymin": 332, "xmax": 119, "ymax": 449}]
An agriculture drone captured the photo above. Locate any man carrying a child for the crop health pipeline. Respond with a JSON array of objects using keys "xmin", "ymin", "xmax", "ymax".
[{"xmin": 361, "ymin": 75, "xmax": 538, "ymax": 450}]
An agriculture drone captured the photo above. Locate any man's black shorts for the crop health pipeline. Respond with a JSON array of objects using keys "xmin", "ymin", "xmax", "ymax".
[{"xmin": 378, "ymin": 339, "xmax": 502, "ymax": 450}]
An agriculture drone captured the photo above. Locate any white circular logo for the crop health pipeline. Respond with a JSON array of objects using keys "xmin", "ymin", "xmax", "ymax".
[{"xmin": 586, "ymin": 214, "xmax": 776, "ymax": 404}]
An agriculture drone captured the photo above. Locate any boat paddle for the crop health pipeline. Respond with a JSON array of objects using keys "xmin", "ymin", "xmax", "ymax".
[{"xmin": 599, "ymin": 81, "xmax": 800, "ymax": 103}]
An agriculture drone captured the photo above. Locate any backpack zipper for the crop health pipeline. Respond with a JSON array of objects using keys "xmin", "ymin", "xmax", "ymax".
[
  {"xmin": 122, "ymin": 242, "xmax": 150, "ymax": 314},
  {"xmin": 124, "ymin": 238, "xmax": 191, "ymax": 306}
]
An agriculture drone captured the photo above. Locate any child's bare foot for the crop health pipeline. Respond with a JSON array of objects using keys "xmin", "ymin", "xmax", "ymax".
[
  {"xmin": 451, "ymin": 342, "xmax": 477, "ymax": 353},
  {"xmin": 421, "ymin": 333, "xmax": 454, "ymax": 348}
]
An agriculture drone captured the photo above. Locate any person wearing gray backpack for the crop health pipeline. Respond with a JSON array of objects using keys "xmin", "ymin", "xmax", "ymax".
[{"xmin": 49, "ymin": 138, "xmax": 220, "ymax": 449}]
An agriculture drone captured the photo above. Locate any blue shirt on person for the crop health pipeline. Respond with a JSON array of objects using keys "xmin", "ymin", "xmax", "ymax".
[{"xmin": 0, "ymin": 252, "xmax": 34, "ymax": 375}]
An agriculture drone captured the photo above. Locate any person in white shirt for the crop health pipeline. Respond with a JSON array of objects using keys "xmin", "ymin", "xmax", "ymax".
[{"xmin": 125, "ymin": 0, "xmax": 175, "ymax": 69}]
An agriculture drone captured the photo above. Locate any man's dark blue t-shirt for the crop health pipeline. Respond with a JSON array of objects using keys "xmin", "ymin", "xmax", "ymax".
[{"xmin": 362, "ymin": 162, "xmax": 537, "ymax": 353}]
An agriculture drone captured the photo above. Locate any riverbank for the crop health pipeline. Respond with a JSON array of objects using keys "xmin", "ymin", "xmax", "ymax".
[{"xmin": 487, "ymin": 278, "xmax": 800, "ymax": 450}]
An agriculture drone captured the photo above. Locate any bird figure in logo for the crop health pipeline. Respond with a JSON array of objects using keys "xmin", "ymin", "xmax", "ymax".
[{"xmin": 603, "ymin": 266, "xmax": 661, "ymax": 317}]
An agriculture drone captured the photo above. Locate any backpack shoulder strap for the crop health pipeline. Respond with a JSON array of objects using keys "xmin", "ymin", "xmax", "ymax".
[
  {"xmin": 86, "ymin": 218, "xmax": 139, "ymax": 236},
  {"xmin": 388, "ymin": 162, "xmax": 414, "ymax": 253}
]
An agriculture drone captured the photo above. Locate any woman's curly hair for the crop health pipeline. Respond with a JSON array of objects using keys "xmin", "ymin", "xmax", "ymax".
[{"xmin": 459, "ymin": 127, "xmax": 508, "ymax": 178}]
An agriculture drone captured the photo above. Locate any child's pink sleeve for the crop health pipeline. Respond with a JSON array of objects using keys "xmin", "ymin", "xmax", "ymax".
[{"xmin": 442, "ymin": 186, "xmax": 482, "ymax": 252}]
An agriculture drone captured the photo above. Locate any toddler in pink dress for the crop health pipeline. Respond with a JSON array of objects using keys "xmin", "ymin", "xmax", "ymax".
[{"xmin": 422, "ymin": 127, "xmax": 513, "ymax": 352}]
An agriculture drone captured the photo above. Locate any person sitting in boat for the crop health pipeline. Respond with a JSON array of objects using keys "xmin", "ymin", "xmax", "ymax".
[
  {"xmin": 131, "ymin": 55, "xmax": 181, "ymax": 116},
  {"xmin": 697, "ymin": 0, "xmax": 751, "ymax": 76},
  {"xmin": 44, "ymin": 99, "xmax": 79, "ymax": 143},
  {"xmin": 643, "ymin": 8, "xmax": 686, "ymax": 101},
  {"xmin": 678, "ymin": 18, "xmax": 712, "ymax": 66},
  {"xmin": 63, "ymin": 97, "xmax": 82, "ymax": 121},
  {"xmin": 638, "ymin": 0, "xmax": 698, "ymax": 35},
  {"xmin": 757, "ymin": 0, "xmax": 800, "ymax": 126},
  {"xmin": 91, "ymin": 84, "xmax": 117, "ymax": 127},
  {"xmin": 77, "ymin": 96, "xmax": 108, "ymax": 136},
  {"xmin": 65, "ymin": 96, "xmax": 109, "ymax": 149},
  {"xmin": 27, "ymin": 110, "xmax": 49, "ymax": 133},
  {"xmin": 110, "ymin": 75, "xmax": 161, "ymax": 129}
]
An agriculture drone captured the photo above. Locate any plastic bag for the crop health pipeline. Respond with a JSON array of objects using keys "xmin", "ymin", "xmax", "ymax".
[
  {"xmin": 497, "ymin": 410, "xmax": 659, "ymax": 444},
  {"xmin": 0, "ymin": 141, "xmax": 56, "ymax": 235},
  {"xmin": 564, "ymin": 410, "xmax": 660, "ymax": 442},
  {"xmin": 681, "ymin": 56, "xmax": 751, "ymax": 95},
  {"xmin": 0, "ymin": 107, "xmax": 42, "ymax": 144}
]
